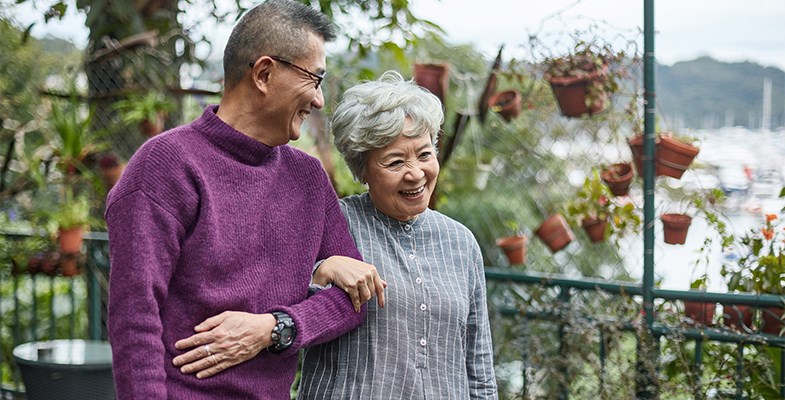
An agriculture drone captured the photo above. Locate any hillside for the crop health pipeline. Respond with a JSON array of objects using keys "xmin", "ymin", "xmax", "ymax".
[{"xmin": 655, "ymin": 56, "xmax": 785, "ymax": 130}]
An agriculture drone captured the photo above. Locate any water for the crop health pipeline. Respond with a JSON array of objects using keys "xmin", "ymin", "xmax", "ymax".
[{"xmin": 622, "ymin": 127, "xmax": 785, "ymax": 292}]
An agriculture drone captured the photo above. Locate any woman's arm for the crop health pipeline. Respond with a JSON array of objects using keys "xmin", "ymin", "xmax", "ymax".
[{"xmin": 313, "ymin": 255, "xmax": 387, "ymax": 312}]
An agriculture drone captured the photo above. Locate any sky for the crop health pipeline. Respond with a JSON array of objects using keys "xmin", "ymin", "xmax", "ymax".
[{"xmin": 5, "ymin": 0, "xmax": 785, "ymax": 70}]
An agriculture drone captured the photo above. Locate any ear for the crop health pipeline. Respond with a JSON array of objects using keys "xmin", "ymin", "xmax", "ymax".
[{"xmin": 250, "ymin": 57, "xmax": 274, "ymax": 94}]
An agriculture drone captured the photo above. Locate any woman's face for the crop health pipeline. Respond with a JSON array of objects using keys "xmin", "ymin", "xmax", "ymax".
[{"xmin": 364, "ymin": 124, "xmax": 439, "ymax": 222}]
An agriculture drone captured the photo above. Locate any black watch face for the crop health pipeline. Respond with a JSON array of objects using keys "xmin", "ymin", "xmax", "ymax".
[{"xmin": 280, "ymin": 327, "xmax": 294, "ymax": 344}]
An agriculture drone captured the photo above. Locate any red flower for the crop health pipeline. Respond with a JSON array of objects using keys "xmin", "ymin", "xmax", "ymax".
[
  {"xmin": 598, "ymin": 195, "xmax": 608, "ymax": 207},
  {"xmin": 766, "ymin": 214, "xmax": 778, "ymax": 222},
  {"xmin": 762, "ymin": 228, "xmax": 775, "ymax": 240}
]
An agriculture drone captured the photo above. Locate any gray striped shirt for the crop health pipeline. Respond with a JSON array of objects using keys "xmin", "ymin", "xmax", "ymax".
[{"xmin": 298, "ymin": 192, "xmax": 498, "ymax": 399}]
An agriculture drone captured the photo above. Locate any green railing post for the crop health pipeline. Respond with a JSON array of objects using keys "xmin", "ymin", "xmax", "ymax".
[
  {"xmin": 557, "ymin": 286, "xmax": 571, "ymax": 400},
  {"xmin": 736, "ymin": 344, "xmax": 745, "ymax": 400},
  {"xmin": 693, "ymin": 339, "xmax": 704, "ymax": 400},
  {"xmin": 638, "ymin": 0, "xmax": 659, "ymax": 398}
]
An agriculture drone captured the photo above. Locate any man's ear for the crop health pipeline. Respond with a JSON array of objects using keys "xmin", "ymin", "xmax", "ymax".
[{"xmin": 251, "ymin": 58, "xmax": 274, "ymax": 93}]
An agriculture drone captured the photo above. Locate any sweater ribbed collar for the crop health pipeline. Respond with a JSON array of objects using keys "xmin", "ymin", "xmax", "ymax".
[{"xmin": 193, "ymin": 105, "xmax": 277, "ymax": 165}]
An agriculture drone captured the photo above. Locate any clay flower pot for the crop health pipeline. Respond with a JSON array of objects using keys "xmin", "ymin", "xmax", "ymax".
[
  {"xmin": 684, "ymin": 301, "xmax": 716, "ymax": 326},
  {"xmin": 657, "ymin": 134, "xmax": 700, "ymax": 179},
  {"xmin": 761, "ymin": 307, "xmax": 785, "ymax": 335},
  {"xmin": 496, "ymin": 235, "xmax": 528, "ymax": 265},
  {"xmin": 545, "ymin": 69, "xmax": 608, "ymax": 118},
  {"xmin": 661, "ymin": 213, "xmax": 692, "ymax": 245},
  {"xmin": 413, "ymin": 63, "xmax": 449, "ymax": 105},
  {"xmin": 487, "ymin": 90, "xmax": 523, "ymax": 122},
  {"xmin": 58, "ymin": 226, "xmax": 84, "ymax": 254},
  {"xmin": 581, "ymin": 216, "xmax": 608, "ymax": 243},
  {"xmin": 601, "ymin": 163, "xmax": 634, "ymax": 197},
  {"xmin": 139, "ymin": 114, "xmax": 166, "ymax": 138},
  {"xmin": 535, "ymin": 214, "xmax": 575, "ymax": 253},
  {"xmin": 723, "ymin": 304, "xmax": 754, "ymax": 331}
]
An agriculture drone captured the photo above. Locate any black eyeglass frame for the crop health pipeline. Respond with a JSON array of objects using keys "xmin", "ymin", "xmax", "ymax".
[{"xmin": 248, "ymin": 56, "xmax": 325, "ymax": 89}]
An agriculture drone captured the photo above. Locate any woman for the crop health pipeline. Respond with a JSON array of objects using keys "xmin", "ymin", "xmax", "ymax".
[{"xmin": 299, "ymin": 71, "xmax": 498, "ymax": 399}]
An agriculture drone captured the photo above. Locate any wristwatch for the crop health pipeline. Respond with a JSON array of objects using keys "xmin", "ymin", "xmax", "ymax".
[{"xmin": 269, "ymin": 312, "xmax": 296, "ymax": 354}]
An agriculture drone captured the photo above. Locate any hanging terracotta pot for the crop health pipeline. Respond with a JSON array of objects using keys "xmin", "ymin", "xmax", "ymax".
[
  {"xmin": 487, "ymin": 90, "xmax": 523, "ymax": 122},
  {"xmin": 661, "ymin": 213, "xmax": 692, "ymax": 245},
  {"xmin": 601, "ymin": 162, "xmax": 634, "ymax": 196},
  {"xmin": 656, "ymin": 134, "xmax": 700, "ymax": 179},
  {"xmin": 761, "ymin": 307, "xmax": 785, "ymax": 335},
  {"xmin": 545, "ymin": 69, "xmax": 608, "ymax": 118},
  {"xmin": 413, "ymin": 63, "xmax": 449, "ymax": 105},
  {"xmin": 99, "ymin": 154, "xmax": 124, "ymax": 191},
  {"xmin": 581, "ymin": 217, "xmax": 608, "ymax": 243},
  {"xmin": 723, "ymin": 304, "xmax": 754, "ymax": 331},
  {"xmin": 535, "ymin": 214, "xmax": 575, "ymax": 253},
  {"xmin": 684, "ymin": 300, "xmax": 716, "ymax": 326},
  {"xmin": 628, "ymin": 134, "xmax": 664, "ymax": 176},
  {"xmin": 495, "ymin": 235, "xmax": 528, "ymax": 265}
]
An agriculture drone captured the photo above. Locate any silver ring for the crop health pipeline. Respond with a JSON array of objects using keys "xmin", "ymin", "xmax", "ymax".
[
  {"xmin": 204, "ymin": 344, "xmax": 211, "ymax": 356},
  {"xmin": 211, "ymin": 354, "xmax": 218, "ymax": 365}
]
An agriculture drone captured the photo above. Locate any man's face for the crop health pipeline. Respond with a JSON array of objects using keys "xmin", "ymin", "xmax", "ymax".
[{"xmin": 264, "ymin": 32, "xmax": 326, "ymax": 147}]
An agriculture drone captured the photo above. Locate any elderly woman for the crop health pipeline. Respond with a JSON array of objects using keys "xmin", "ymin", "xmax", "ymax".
[{"xmin": 298, "ymin": 71, "xmax": 498, "ymax": 399}]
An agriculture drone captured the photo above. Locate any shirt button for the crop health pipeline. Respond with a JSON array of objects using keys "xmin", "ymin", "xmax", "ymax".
[
  {"xmin": 409, "ymin": 254, "xmax": 416, "ymax": 260},
  {"xmin": 415, "ymin": 277, "xmax": 422, "ymax": 284},
  {"xmin": 420, "ymin": 304, "xmax": 427, "ymax": 311},
  {"xmin": 419, "ymin": 339, "xmax": 427, "ymax": 347},
  {"xmin": 404, "ymin": 224, "xmax": 411, "ymax": 231}
]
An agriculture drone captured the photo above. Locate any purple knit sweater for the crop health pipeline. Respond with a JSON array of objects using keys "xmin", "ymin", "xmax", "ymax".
[{"xmin": 105, "ymin": 106, "xmax": 364, "ymax": 399}]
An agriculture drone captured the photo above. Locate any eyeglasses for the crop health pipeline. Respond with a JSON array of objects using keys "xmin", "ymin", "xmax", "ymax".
[{"xmin": 249, "ymin": 56, "xmax": 325, "ymax": 89}]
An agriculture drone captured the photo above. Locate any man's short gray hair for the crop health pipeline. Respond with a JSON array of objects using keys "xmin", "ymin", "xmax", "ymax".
[{"xmin": 332, "ymin": 70, "xmax": 444, "ymax": 182}]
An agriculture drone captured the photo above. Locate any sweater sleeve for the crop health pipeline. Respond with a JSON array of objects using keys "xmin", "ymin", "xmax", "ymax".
[
  {"xmin": 104, "ymin": 142, "xmax": 194, "ymax": 399},
  {"xmin": 465, "ymin": 237, "xmax": 499, "ymax": 399},
  {"xmin": 271, "ymin": 164, "xmax": 366, "ymax": 355}
]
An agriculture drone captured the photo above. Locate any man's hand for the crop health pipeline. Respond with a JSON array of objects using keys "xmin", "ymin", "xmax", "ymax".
[
  {"xmin": 314, "ymin": 256, "xmax": 386, "ymax": 312},
  {"xmin": 173, "ymin": 311, "xmax": 276, "ymax": 378}
]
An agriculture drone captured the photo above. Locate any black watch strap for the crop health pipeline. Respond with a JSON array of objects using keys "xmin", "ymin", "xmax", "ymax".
[{"xmin": 269, "ymin": 311, "xmax": 296, "ymax": 354}]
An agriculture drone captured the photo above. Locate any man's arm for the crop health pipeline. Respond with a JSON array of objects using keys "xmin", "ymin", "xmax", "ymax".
[{"xmin": 106, "ymin": 189, "xmax": 185, "ymax": 399}]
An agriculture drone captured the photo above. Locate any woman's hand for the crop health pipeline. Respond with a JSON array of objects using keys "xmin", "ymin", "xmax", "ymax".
[
  {"xmin": 173, "ymin": 311, "xmax": 275, "ymax": 378},
  {"xmin": 314, "ymin": 256, "xmax": 386, "ymax": 312}
]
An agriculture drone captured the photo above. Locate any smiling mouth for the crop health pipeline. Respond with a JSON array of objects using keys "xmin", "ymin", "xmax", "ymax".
[{"xmin": 399, "ymin": 186, "xmax": 425, "ymax": 197}]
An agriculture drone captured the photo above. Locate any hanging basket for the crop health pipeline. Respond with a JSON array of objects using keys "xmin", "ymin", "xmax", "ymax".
[
  {"xmin": 661, "ymin": 213, "xmax": 692, "ymax": 244},
  {"xmin": 601, "ymin": 162, "xmax": 634, "ymax": 196},
  {"xmin": 545, "ymin": 69, "xmax": 608, "ymax": 118},
  {"xmin": 657, "ymin": 134, "xmax": 700, "ymax": 179},
  {"xmin": 487, "ymin": 90, "xmax": 523, "ymax": 121},
  {"xmin": 535, "ymin": 214, "xmax": 575, "ymax": 253},
  {"xmin": 495, "ymin": 235, "xmax": 528, "ymax": 265}
]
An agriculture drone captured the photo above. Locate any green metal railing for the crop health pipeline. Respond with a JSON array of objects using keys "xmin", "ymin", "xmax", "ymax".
[
  {"xmin": 485, "ymin": 267, "xmax": 785, "ymax": 399},
  {"xmin": 0, "ymin": 232, "xmax": 110, "ymax": 397}
]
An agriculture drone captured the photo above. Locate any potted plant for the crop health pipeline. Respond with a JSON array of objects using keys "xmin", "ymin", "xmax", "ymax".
[
  {"xmin": 413, "ymin": 63, "xmax": 449, "ymax": 105},
  {"xmin": 628, "ymin": 132, "xmax": 699, "ymax": 179},
  {"xmin": 113, "ymin": 91, "xmax": 176, "ymax": 138},
  {"xmin": 601, "ymin": 162, "xmax": 634, "ymax": 196},
  {"xmin": 496, "ymin": 220, "xmax": 528, "ymax": 265},
  {"xmin": 657, "ymin": 132, "xmax": 700, "ymax": 180},
  {"xmin": 721, "ymin": 196, "xmax": 785, "ymax": 335},
  {"xmin": 45, "ymin": 189, "xmax": 93, "ymax": 277},
  {"xmin": 565, "ymin": 170, "xmax": 641, "ymax": 244},
  {"xmin": 487, "ymin": 90, "xmax": 523, "ymax": 122},
  {"xmin": 683, "ymin": 275, "xmax": 716, "ymax": 326},
  {"xmin": 542, "ymin": 40, "xmax": 626, "ymax": 118},
  {"xmin": 535, "ymin": 213, "xmax": 575, "ymax": 253}
]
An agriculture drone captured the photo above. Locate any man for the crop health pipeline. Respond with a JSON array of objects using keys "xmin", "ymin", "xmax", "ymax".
[{"xmin": 105, "ymin": 1, "xmax": 383, "ymax": 398}]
